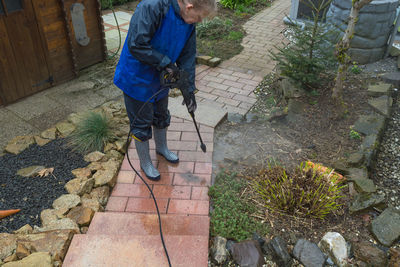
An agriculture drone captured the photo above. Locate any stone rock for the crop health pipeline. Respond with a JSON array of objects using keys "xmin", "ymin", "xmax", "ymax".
[
  {"xmin": 389, "ymin": 248, "xmax": 400, "ymax": 267},
  {"xmin": 349, "ymin": 193, "xmax": 386, "ymax": 213},
  {"xmin": 3, "ymin": 253, "xmax": 17, "ymax": 263},
  {"xmin": 34, "ymin": 136, "xmax": 51, "ymax": 146},
  {"xmin": 196, "ymin": 55, "xmax": 212, "ymax": 65},
  {"xmin": 361, "ymin": 134, "xmax": 378, "ymax": 151},
  {"xmin": 332, "ymin": 159, "xmax": 351, "ymax": 176},
  {"xmin": 209, "ymin": 57, "xmax": 222, "ymax": 67},
  {"xmin": 347, "ymin": 152, "xmax": 364, "ymax": 167},
  {"xmin": 80, "ymin": 227, "xmax": 89, "ymax": 234},
  {"xmin": 318, "ymin": 232, "xmax": 348, "ymax": 267},
  {"xmin": 66, "ymin": 206, "xmax": 94, "ymax": 226},
  {"xmin": 16, "ymin": 243, "xmax": 30, "ymax": 259},
  {"xmin": 13, "ymin": 224, "xmax": 33, "ymax": 235},
  {"xmin": 398, "ymin": 56, "xmax": 400, "ymax": 70},
  {"xmin": 114, "ymin": 139, "xmax": 127, "ymax": 153},
  {"xmin": 84, "ymin": 151, "xmax": 105, "ymax": 162},
  {"xmin": 104, "ymin": 143, "xmax": 116, "ymax": 152},
  {"xmin": 35, "ymin": 218, "xmax": 79, "ymax": 234},
  {"xmin": 87, "ymin": 161, "xmax": 103, "ymax": 171},
  {"xmin": 90, "ymin": 186, "xmax": 110, "ymax": 206},
  {"xmin": 2, "ymin": 252, "xmax": 52, "ymax": 267},
  {"xmin": 93, "ymin": 159, "xmax": 119, "ymax": 187},
  {"xmin": 81, "ymin": 197, "xmax": 102, "ymax": 212},
  {"xmin": 268, "ymin": 236, "xmax": 292, "ymax": 267},
  {"xmin": 71, "ymin": 167, "xmax": 92, "ymax": 179},
  {"xmin": 347, "ymin": 168, "xmax": 368, "ymax": 180},
  {"xmin": 231, "ymin": 240, "xmax": 265, "ymax": 267},
  {"xmin": 353, "ymin": 242, "xmax": 387, "ymax": 267},
  {"xmin": 65, "ymin": 178, "xmax": 94, "ymax": 196},
  {"xmin": 0, "ymin": 233, "xmax": 17, "ymax": 260},
  {"xmin": 67, "ymin": 112, "xmax": 84, "ymax": 125},
  {"xmin": 380, "ymin": 72, "xmax": 400, "ymax": 87},
  {"xmin": 40, "ymin": 128, "xmax": 57, "ymax": 140},
  {"xmin": 353, "ymin": 114, "xmax": 385, "ymax": 136},
  {"xmin": 40, "ymin": 209, "xmax": 58, "ymax": 226},
  {"xmin": 210, "ymin": 236, "xmax": 228, "ymax": 265},
  {"xmin": 352, "ymin": 178, "xmax": 376, "ymax": 193},
  {"xmin": 367, "ymin": 83, "xmax": 392, "ymax": 97},
  {"xmin": 389, "ymin": 45, "xmax": 400, "ymax": 57},
  {"xmin": 55, "ymin": 121, "xmax": 75, "ymax": 137},
  {"xmin": 17, "ymin": 165, "xmax": 45, "ymax": 177},
  {"xmin": 17, "ymin": 230, "xmax": 74, "ymax": 262},
  {"xmin": 5, "ymin": 136, "xmax": 35, "ymax": 154},
  {"xmin": 371, "ymin": 207, "xmax": 400, "ymax": 246},
  {"xmin": 105, "ymin": 149, "xmax": 123, "ymax": 161},
  {"xmin": 52, "ymin": 194, "xmax": 81, "ymax": 210},
  {"xmin": 368, "ymin": 95, "xmax": 392, "ymax": 117},
  {"xmin": 293, "ymin": 239, "xmax": 326, "ymax": 267}
]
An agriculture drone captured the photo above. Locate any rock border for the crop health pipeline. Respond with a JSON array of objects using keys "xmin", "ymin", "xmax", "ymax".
[{"xmin": 0, "ymin": 101, "xmax": 128, "ymax": 266}]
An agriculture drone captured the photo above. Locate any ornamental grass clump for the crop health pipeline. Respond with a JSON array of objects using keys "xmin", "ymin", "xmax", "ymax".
[
  {"xmin": 67, "ymin": 111, "xmax": 117, "ymax": 154},
  {"xmin": 253, "ymin": 161, "xmax": 346, "ymax": 219}
]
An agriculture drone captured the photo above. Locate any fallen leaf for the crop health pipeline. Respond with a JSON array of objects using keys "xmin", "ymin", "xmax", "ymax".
[{"xmin": 37, "ymin": 167, "xmax": 54, "ymax": 177}]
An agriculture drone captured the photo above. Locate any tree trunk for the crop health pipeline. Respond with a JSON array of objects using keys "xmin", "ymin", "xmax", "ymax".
[{"xmin": 332, "ymin": 0, "xmax": 373, "ymax": 101}]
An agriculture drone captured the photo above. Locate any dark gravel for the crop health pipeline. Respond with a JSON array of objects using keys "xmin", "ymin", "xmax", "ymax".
[{"xmin": 0, "ymin": 138, "xmax": 88, "ymax": 233}]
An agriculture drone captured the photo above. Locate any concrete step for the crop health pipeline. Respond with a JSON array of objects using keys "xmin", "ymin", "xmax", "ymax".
[
  {"xmin": 168, "ymin": 96, "xmax": 226, "ymax": 128},
  {"xmin": 63, "ymin": 234, "xmax": 209, "ymax": 267},
  {"xmin": 87, "ymin": 212, "xmax": 210, "ymax": 236}
]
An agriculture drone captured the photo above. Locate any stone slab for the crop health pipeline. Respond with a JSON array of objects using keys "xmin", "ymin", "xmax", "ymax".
[
  {"xmin": 168, "ymin": 96, "xmax": 227, "ymax": 128},
  {"xmin": 87, "ymin": 212, "xmax": 209, "ymax": 236},
  {"xmin": 63, "ymin": 234, "xmax": 209, "ymax": 267}
]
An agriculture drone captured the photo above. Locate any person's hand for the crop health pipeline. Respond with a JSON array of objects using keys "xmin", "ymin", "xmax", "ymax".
[
  {"xmin": 164, "ymin": 63, "xmax": 179, "ymax": 79},
  {"xmin": 182, "ymin": 92, "xmax": 197, "ymax": 113}
]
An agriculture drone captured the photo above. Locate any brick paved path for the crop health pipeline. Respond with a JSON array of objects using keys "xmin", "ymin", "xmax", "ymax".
[{"xmin": 63, "ymin": 0, "xmax": 290, "ymax": 265}]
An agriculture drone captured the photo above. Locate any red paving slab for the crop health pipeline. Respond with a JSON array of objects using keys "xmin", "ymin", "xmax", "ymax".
[
  {"xmin": 87, "ymin": 212, "xmax": 210, "ymax": 236},
  {"xmin": 126, "ymin": 197, "xmax": 169, "ymax": 213},
  {"xmin": 63, "ymin": 234, "xmax": 209, "ymax": 267},
  {"xmin": 168, "ymin": 199, "xmax": 209, "ymax": 215}
]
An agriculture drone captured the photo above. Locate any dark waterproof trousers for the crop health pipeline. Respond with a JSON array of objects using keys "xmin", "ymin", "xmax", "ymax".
[{"xmin": 123, "ymin": 93, "xmax": 171, "ymax": 142}]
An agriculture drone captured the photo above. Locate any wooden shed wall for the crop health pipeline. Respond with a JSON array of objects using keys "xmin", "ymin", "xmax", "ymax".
[
  {"xmin": 0, "ymin": 0, "xmax": 105, "ymax": 105},
  {"xmin": 32, "ymin": 0, "xmax": 76, "ymax": 83},
  {"xmin": 64, "ymin": 0, "xmax": 106, "ymax": 70}
]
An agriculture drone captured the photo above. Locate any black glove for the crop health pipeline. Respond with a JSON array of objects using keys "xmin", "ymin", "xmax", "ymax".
[
  {"xmin": 164, "ymin": 63, "xmax": 179, "ymax": 79},
  {"xmin": 182, "ymin": 91, "xmax": 197, "ymax": 113}
]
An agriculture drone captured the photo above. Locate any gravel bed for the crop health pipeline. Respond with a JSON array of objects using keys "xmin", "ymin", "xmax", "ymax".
[
  {"xmin": 372, "ymin": 95, "xmax": 400, "ymax": 211},
  {"xmin": 0, "ymin": 138, "xmax": 88, "ymax": 233}
]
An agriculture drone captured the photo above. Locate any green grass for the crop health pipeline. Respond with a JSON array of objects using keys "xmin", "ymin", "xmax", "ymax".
[
  {"xmin": 209, "ymin": 171, "xmax": 269, "ymax": 241},
  {"xmin": 67, "ymin": 111, "xmax": 117, "ymax": 154}
]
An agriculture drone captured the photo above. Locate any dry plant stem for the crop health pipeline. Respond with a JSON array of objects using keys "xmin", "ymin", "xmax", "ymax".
[{"xmin": 332, "ymin": 0, "xmax": 373, "ymax": 100}]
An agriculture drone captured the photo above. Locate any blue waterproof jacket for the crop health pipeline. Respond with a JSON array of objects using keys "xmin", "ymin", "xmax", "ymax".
[{"xmin": 114, "ymin": 0, "xmax": 196, "ymax": 102}]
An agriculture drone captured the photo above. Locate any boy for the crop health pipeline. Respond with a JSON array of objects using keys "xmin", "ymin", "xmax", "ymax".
[{"xmin": 114, "ymin": 0, "xmax": 216, "ymax": 181}]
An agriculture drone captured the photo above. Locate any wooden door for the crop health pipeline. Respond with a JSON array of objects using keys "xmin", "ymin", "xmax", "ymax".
[{"xmin": 0, "ymin": 0, "xmax": 51, "ymax": 105}]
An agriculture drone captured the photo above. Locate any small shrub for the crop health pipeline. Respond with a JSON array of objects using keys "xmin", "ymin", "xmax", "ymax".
[
  {"xmin": 67, "ymin": 112, "xmax": 117, "ymax": 154},
  {"xmin": 227, "ymin": 31, "xmax": 244, "ymax": 41},
  {"xmin": 197, "ymin": 17, "xmax": 232, "ymax": 40},
  {"xmin": 220, "ymin": 0, "xmax": 254, "ymax": 10},
  {"xmin": 100, "ymin": 0, "xmax": 131, "ymax": 10},
  {"xmin": 350, "ymin": 62, "xmax": 362, "ymax": 74},
  {"xmin": 252, "ymin": 161, "xmax": 345, "ymax": 219},
  {"xmin": 209, "ymin": 171, "xmax": 268, "ymax": 241},
  {"xmin": 349, "ymin": 129, "xmax": 361, "ymax": 140}
]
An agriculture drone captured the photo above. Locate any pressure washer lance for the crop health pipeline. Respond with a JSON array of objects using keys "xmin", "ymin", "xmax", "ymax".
[{"xmin": 160, "ymin": 69, "xmax": 207, "ymax": 153}]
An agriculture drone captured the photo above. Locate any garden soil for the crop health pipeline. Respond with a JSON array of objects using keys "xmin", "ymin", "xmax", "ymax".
[{"xmin": 212, "ymin": 58, "xmax": 400, "ymax": 250}]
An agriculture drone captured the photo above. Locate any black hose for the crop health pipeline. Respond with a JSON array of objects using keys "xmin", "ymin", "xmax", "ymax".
[{"xmin": 124, "ymin": 87, "xmax": 172, "ymax": 267}]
